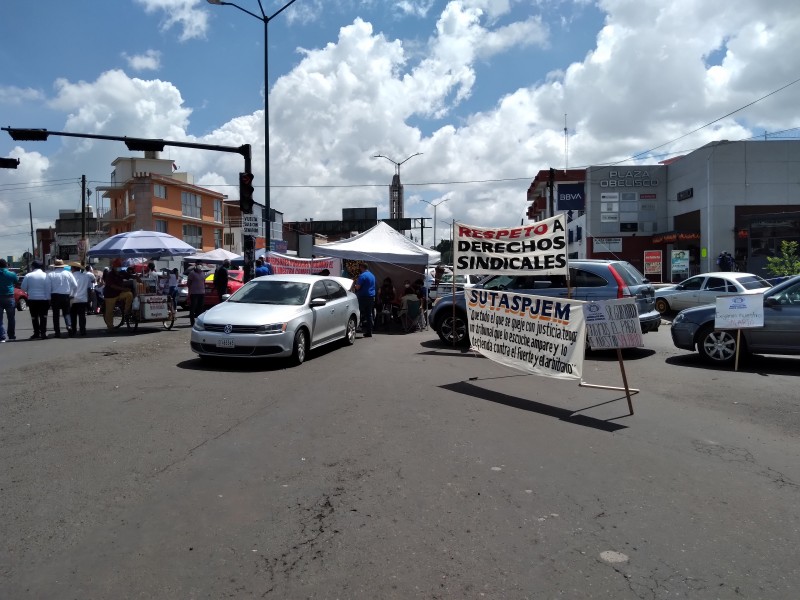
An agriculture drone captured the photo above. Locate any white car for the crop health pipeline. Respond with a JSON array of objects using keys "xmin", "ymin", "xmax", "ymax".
[
  {"xmin": 655, "ymin": 272, "xmax": 772, "ymax": 314},
  {"xmin": 191, "ymin": 274, "xmax": 360, "ymax": 365}
]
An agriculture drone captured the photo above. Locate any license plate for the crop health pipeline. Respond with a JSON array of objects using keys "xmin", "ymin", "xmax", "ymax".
[{"xmin": 216, "ymin": 338, "xmax": 235, "ymax": 348}]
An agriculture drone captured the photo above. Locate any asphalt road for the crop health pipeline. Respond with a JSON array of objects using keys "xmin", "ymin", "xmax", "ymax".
[{"xmin": 1, "ymin": 311, "xmax": 799, "ymax": 599}]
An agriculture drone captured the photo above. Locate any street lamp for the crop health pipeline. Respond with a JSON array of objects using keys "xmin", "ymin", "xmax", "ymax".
[
  {"xmin": 207, "ymin": 0, "xmax": 299, "ymax": 258},
  {"xmin": 372, "ymin": 152, "xmax": 422, "ymax": 219},
  {"xmin": 419, "ymin": 197, "xmax": 449, "ymax": 249}
]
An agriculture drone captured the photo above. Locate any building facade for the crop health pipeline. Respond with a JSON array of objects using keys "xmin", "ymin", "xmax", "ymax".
[{"xmin": 527, "ymin": 140, "xmax": 800, "ymax": 280}]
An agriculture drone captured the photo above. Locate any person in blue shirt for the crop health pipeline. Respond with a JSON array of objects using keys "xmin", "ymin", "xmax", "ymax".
[
  {"xmin": 254, "ymin": 259, "xmax": 270, "ymax": 277},
  {"xmin": 354, "ymin": 263, "xmax": 376, "ymax": 337},
  {"xmin": 0, "ymin": 258, "xmax": 19, "ymax": 341}
]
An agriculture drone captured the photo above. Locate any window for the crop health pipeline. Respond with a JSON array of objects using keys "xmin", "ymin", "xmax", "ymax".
[
  {"xmin": 214, "ymin": 199, "xmax": 222, "ymax": 222},
  {"xmin": 154, "ymin": 219, "xmax": 168, "ymax": 234},
  {"xmin": 183, "ymin": 224, "xmax": 202, "ymax": 249},
  {"xmin": 224, "ymin": 232, "xmax": 235, "ymax": 247},
  {"xmin": 572, "ymin": 269, "xmax": 607, "ymax": 287},
  {"xmin": 324, "ymin": 280, "xmax": 347, "ymax": 299},
  {"xmin": 311, "ymin": 281, "xmax": 328, "ymax": 300},
  {"xmin": 154, "ymin": 184, "xmax": 167, "ymax": 199},
  {"xmin": 679, "ymin": 277, "xmax": 704, "ymax": 291},
  {"xmin": 706, "ymin": 277, "xmax": 727, "ymax": 292},
  {"xmin": 214, "ymin": 229, "xmax": 222, "ymax": 249},
  {"xmin": 181, "ymin": 192, "xmax": 202, "ymax": 219}
]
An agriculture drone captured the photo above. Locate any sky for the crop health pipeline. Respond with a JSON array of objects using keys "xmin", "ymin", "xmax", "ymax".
[{"xmin": 2, "ymin": 0, "xmax": 800, "ymax": 257}]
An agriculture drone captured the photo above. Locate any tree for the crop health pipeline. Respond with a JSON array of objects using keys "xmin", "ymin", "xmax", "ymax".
[{"xmin": 765, "ymin": 240, "xmax": 800, "ymax": 277}]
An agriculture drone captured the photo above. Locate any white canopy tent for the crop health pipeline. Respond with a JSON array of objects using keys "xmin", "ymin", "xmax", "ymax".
[
  {"xmin": 313, "ymin": 222, "xmax": 441, "ymax": 266},
  {"xmin": 183, "ymin": 248, "xmax": 243, "ymax": 265},
  {"xmin": 313, "ymin": 221, "xmax": 441, "ymax": 294}
]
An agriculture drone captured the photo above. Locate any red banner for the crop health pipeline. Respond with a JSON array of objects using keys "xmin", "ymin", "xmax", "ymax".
[{"xmin": 267, "ymin": 252, "xmax": 341, "ymax": 275}]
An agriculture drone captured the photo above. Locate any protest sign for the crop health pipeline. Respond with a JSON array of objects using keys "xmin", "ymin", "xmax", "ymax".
[
  {"xmin": 454, "ymin": 214, "xmax": 568, "ymax": 276},
  {"xmin": 714, "ymin": 294, "xmax": 764, "ymax": 329},
  {"xmin": 583, "ymin": 298, "xmax": 644, "ymax": 349},
  {"xmin": 466, "ymin": 289, "xmax": 586, "ymax": 380}
]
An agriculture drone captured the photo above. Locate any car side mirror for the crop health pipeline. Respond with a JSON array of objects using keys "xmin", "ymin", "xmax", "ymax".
[
  {"xmin": 310, "ymin": 297, "xmax": 327, "ymax": 307},
  {"xmin": 221, "ymin": 294, "xmax": 231, "ymax": 301},
  {"xmin": 764, "ymin": 297, "xmax": 778, "ymax": 307}
]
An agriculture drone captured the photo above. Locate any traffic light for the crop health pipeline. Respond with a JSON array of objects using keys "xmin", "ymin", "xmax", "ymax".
[{"xmin": 239, "ymin": 172, "xmax": 254, "ymax": 213}]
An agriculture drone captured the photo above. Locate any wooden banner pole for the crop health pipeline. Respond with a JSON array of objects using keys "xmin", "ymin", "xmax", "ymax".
[
  {"xmin": 734, "ymin": 329, "xmax": 741, "ymax": 372},
  {"xmin": 616, "ymin": 348, "xmax": 634, "ymax": 415}
]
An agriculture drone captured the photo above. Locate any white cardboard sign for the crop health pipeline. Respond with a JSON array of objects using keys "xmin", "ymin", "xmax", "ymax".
[
  {"xmin": 714, "ymin": 294, "xmax": 764, "ymax": 329},
  {"xmin": 583, "ymin": 298, "xmax": 644, "ymax": 349}
]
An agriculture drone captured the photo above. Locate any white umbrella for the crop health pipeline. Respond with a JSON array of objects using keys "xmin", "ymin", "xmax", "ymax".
[{"xmin": 87, "ymin": 230, "xmax": 197, "ymax": 258}]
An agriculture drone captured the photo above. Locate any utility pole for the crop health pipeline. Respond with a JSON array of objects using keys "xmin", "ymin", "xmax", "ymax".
[
  {"xmin": 548, "ymin": 167, "xmax": 555, "ymax": 217},
  {"xmin": 81, "ymin": 174, "xmax": 87, "ymax": 264}
]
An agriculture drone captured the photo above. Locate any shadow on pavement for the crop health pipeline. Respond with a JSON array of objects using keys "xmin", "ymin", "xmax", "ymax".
[
  {"xmin": 666, "ymin": 353, "xmax": 800, "ymax": 377},
  {"xmin": 585, "ymin": 347, "xmax": 656, "ymax": 362},
  {"xmin": 440, "ymin": 381, "xmax": 628, "ymax": 432}
]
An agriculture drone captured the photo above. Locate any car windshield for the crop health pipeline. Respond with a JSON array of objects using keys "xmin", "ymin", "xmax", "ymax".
[
  {"xmin": 737, "ymin": 275, "xmax": 771, "ymax": 290},
  {"xmin": 612, "ymin": 262, "xmax": 647, "ymax": 286},
  {"xmin": 227, "ymin": 280, "xmax": 310, "ymax": 305}
]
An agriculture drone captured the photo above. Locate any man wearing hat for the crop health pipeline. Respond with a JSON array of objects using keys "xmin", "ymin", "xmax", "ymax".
[
  {"xmin": 21, "ymin": 261, "xmax": 51, "ymax": 339},
  {"xmin": 103, "ymin": 258, "xmax": 133, "ymax": 331},
  {"xmin": 46, "ymin": 259, "xmax": 78, "ymax": 338}
]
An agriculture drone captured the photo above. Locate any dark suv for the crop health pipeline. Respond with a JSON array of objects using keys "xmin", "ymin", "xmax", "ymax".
[{"xmin": 429, "ymin": 259, "xmax": 661, "ymax": 345}]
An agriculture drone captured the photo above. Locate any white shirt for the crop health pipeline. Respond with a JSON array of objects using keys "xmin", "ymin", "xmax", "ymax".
[
  {"xmin": 47, "ymin": 269, "xmax": 78, "ymax": 296},
  {"xmin": 73, "ymin": 271, "xmax": 97, "ymax": 303},
  {"xmin": 21, "ymin": 269, "xmax": 51, "ymax": 300}
]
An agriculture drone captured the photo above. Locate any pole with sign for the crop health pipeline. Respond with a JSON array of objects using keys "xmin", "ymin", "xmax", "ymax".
[
  {"xmin": 643, "ymin": 250, "xmax": 662, "ymax": 282},
  {"xmin": 714, "ymin": 294, "xmax": 764, "ymax": 371}
]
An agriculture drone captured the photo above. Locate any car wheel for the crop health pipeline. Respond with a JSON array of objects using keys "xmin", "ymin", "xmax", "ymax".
[
  {"xmin": 697, "ymin": 326, "xmax": 738, "ymax": 365},
  {"xmin": 655, "ymin": 298, "xmax": 670, "ymax": 314},
  {"xmin": 344, "ymin": 315, "xmax": 357, "ymax": 346},
  {"xmin": 435, "ymin": 312, "xmax": 469, "ymax": 346},
  {"xmin": 16, "ymin": 297, "xmax": 27, "ymax": 311},
  {"xmin": 291, "ymin": 328, "xmax": 308, "ymax": 365}
]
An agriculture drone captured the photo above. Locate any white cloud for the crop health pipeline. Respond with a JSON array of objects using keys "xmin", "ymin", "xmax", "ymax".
[
  {"xmin": 133, "ymin": 0, "xmax": 209, "ymax": 41},
  {"xmin": 0, "ymin": 85, "xmax": 44, "ymax": 105},
  {"xmin": 123, "ymin": 50, "xmax": 162, "ymax": 72}
]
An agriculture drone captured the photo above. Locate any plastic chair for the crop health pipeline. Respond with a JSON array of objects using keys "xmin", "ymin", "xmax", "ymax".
[{"xmin": 401, "ymin": 299, "xmax": 422, "ymax": 333}]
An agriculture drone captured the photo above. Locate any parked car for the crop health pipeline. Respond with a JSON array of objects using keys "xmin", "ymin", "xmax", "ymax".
[
  {"xmin": 174, "ymin": 275, "xmax": 189, "ymax": 310},
  {"xmin": 203, "ymin": 269, "xmax": 245, "ymax": 307},
  {"xmin": 429, "ymin": 259, "xmax": 661, "ymax": 346},
  {"xmin": 655, "ymin": 272, "xmax": 771, "ymax": 314},
  {"xmin": 191, "ymin": 274, "xmax": 360, "ymax": 365},
  {"xmin": 14, "ymin": 286, "xmax": 28, "ymax": 311},
  {"xmin": 671, "ymin": 274, "xmax": 800, "ymax": 364},
  {"xmin": 429, "ymin": 273, "xmax": 485, "ymax": 300}
]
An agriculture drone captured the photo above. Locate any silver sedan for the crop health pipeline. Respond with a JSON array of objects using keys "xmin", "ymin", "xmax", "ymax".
[
  {"xmin": 655, "ymin": 272, "xmax": 771, "ymax": 314},
  {"xmin": 190, "ymin": 274, "xmax": 359, "ymax": 365}
]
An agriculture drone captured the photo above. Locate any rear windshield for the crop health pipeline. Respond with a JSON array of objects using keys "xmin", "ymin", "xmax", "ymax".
[
  {"xmin": 612, "ymin": 262, "xmax": 647, "ymax": 286},
  {"xmin": 738, "ymin": 275, "xmax": 771, "ymax": 290}
]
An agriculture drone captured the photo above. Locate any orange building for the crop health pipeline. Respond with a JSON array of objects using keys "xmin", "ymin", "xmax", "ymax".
[{"xmin": 97, "ymin": 152, "xmax": 244, "ymax": 253}]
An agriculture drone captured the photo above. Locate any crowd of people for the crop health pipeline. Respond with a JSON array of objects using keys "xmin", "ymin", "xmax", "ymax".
[{"xmin": 353, "ymin": 264, "xmax": 429, "ymax": 337}]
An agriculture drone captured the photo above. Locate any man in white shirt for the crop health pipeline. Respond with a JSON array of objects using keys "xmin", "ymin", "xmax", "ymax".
[
  {"xmin": 47, "ymin": 259, "xmax": 78, "ymax": 338},
  {"xmin": 69, "ymin": 264, "xmax": 96, "ymax": 336},
  {"xmin": 21, "ymin": 261, "xmax": 51, "ymax": 339}
]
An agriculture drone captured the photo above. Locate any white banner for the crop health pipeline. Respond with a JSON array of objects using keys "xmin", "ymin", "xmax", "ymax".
[
  {"xmin": 583, "ymin": 298, "xmax": 644, "ymax": 349},
  {"xmin": 454, "ymin": 214, "xmax": 568, "ymax": 276},
  {"xmin": 466, "ymin": 290, "xmax": 586, "ymax": 380}
]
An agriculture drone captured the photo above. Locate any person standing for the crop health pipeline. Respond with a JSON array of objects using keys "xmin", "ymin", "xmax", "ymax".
[
  {"xmin": 187, "ymin": 263, "xmax": 206, "ymax": 326},
  {"xmin": 47, "ymin": 259, "xmax": 78, "ymax": 338},
  {"xmin": 213, "ymin": 260, "xmax": 230, "ymax": 301},
  {"xmin": 142, "ymin": 262, "xmax": 160, "ymax": 293},
  {"xmin": 21, "ymin": 261, "xmax": 51, "ymax": 339},
  {"xmin": 354, "ymin": 263, "xmax": 376, "ymax": 338},
  {"xmin": 69, "ymin": 264, "xmax": 95, "ymax": 336},
  {"xmin": 103, "ymin": 259, "xmax": 133, "ymax": 331},
  {"xmin": 166, "ymin": 268, "xmax": 179, "ymax": 304},
  {"xmin": 0, "ymin": 258, "xmax": 19, "ymax": 342},
  {"xmin": 254, "ymin": 259, "xmax": 270, "ymax": 277}
]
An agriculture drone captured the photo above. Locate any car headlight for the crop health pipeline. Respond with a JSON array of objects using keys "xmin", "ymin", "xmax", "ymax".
[
  {"xmin": 254, "ymin": 323, "xmax": 287, "ymax": 334},
  {"xmin": 193, "ymin": 316, "xmax": 205, "ymax": 331},
  {"xmin": 673, "ymin": 312, "xmax": 685, "ymax": 325}
]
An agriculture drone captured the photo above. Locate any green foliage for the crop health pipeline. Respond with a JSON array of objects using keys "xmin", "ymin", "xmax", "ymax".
[{"xmin": 765, "ymin": 240, "xmax": 800, "ymax": 276}]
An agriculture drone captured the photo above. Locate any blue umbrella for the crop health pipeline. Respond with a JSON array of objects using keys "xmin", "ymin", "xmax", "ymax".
[{"xmin": 87, "ymin": 230, "xmax": 197, "ymax": 258}]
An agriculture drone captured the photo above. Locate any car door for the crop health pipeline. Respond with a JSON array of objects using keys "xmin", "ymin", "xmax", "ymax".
[
  {"xmin": 696, "ymin": 276, "xmax": 729, "ymax": 307},
  {"xmin": 745, "ymin": 280, "xmax": 800, "ymax": 352},
  {"xmin": 323, "ymin": 279, "xmax": 353, "ymax": 338},
  {"xmin": 309, "ymin": 280, "xmax": 337, "ymax": 344},
  {"xmin": 672, "ymin": 276, "xmax": 705, "ymax": 310}
]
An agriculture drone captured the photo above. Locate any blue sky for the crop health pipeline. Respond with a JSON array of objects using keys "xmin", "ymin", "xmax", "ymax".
[{"xmin": 2, "ymin": 0, "xmax": 800, "ymax": 256}]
